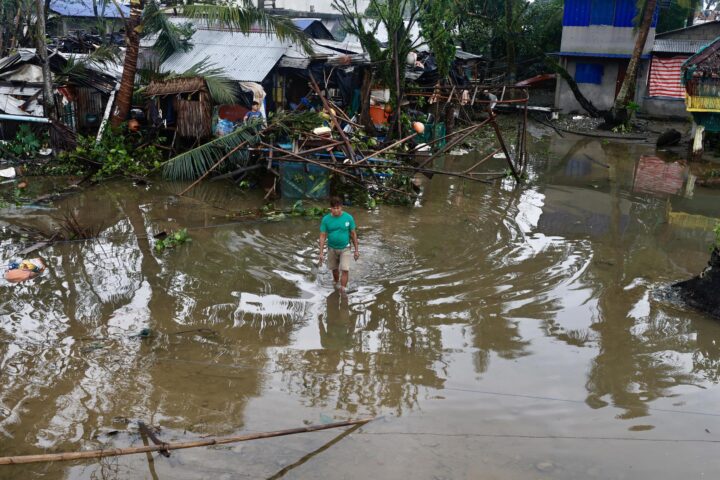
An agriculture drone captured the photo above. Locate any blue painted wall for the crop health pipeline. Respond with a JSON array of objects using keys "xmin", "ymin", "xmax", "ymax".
[{"xmin": 563, "ymin": 0, "xmax": 658, "ymax": 28}]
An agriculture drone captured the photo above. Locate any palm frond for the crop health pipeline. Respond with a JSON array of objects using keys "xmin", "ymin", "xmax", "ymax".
[
  {"xmin": 268, "ymin": 110, "xmax": 325, "ymax": 136},
  {"xmin": 162, "ymin": 121, "xmax": 262, "ymax": 181},
  {"xmin": 59, "ymin": 55, "xmax": 89, "ymax": 82},
  {"xmin": 182, "ymin": 2, "xmax": 313, "ymax": 54},
  {"xmin": 166, "ymin": 58, "xmax": 239, "ymax": 104},
  {"xmin": 136, "ymin": 59, "xmax": 170, "ymax": 84},
  {"xmin": 87, "ymin": 44, "xmax": 123, "ymax": 66},
  {"xmin": 143, "ymin": 0, "xmax": 194, "ymax": 61}
]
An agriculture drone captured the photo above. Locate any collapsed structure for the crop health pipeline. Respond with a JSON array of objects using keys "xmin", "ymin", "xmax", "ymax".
[{"xmin": 0, "ymin": 9, "xmax": 529, "ymax": 199}]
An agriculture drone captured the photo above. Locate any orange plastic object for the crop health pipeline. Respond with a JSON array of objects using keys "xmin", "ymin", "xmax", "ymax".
[
  {"xmin": 369, "ymin": 105, "xmax": 388, "ymax": 125},
  {"xmin": 5, "ymin": 269, "xmax": 37, "ymax": 283}
]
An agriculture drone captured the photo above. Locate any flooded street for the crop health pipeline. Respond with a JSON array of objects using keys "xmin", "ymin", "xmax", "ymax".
[{"xmin": 2, "ymin": 130, "xmax": 720, "ymax": 479}]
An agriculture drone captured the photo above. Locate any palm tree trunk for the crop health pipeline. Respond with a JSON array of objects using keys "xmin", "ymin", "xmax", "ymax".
[
  {"xmin": 111, "ymin": 0, "xmax": 143, "ymax": 128},
  {"xmin": 609, "ymin": 0, "xmax": 657, "ymax": 125},
  {"xmin": 9, "ymin": 5, "xmax": 22, "ymax": 53},
  {"xmin": 0, "ymin": 1, "xmax": 5, "ymax": 56},
  {"xmin": 505, "ymin": 0, "xmax": 516, "ymax": 82},
  {"xmin": 36, "ymin": 0, "xmax": 56, "ymax": 121},
  {"xmin": 359, "ymin": 68, "xmax": 377, "ymax": 135},
  {"xmin": 545, "ymin": 56, "xmax": 603, "ymax": 117}
]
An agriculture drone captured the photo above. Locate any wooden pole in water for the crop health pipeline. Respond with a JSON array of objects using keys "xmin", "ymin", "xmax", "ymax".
[{"xmin": 0, "ymin": 419, "xmax": 372, "ymax": 466}]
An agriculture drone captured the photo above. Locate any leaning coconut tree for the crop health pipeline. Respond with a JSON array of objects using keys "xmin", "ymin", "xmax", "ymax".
[
  {"xmin": 606, "ymin": 0, "xmax": 657, "ymax": 128},
  {"xmin": 110, "ymin": 0, "xmax": 312, "ymax": 128}
]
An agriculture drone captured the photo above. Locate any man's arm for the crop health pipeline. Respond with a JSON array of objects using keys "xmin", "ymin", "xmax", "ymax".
[
  {"xmin": 350, "ymin": 229, "xmax": 359, "ymax": 260},
  {"xmin": 319, "ymin": 232, "xmax": 327, "ymax": 263}
]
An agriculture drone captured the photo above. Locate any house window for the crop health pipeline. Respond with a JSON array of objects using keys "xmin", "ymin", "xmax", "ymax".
[
  {"xmin": 575, "ymin": 63, "xmax": 604, "ymax": 84},
  {"xmin": 590, "ymin": 0, "xmax": 615, "ymax": 25}
]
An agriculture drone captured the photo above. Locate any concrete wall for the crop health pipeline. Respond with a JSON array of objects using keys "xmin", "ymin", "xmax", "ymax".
[
  {"xmin": 555, "ymin": 57, "xmax": 627, "ymax": 113},
  {"xmin": 561, "ymin": 26, "xmax": 655, "ymax": 56},
  {"xmin": 555, "ymin": 24, "xmax": 656, "ymax": 114},
  {"xmin": 658, "ymin": 22, "xmax": 720, "ymax": 41}
]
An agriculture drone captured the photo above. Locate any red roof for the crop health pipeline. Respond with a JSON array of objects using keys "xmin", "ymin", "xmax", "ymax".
[{"xmin": 514, "ymin": 74, "xmax": 556, "ymax": 87}]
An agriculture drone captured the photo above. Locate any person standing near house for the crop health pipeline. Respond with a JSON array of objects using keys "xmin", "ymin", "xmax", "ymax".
[
  {"xmin": 243, "ymin": 101, "xmax": 264, "ymax": 124},
  {"xmin": 319, "ymin": 197, "xmax": 359, "ymax": 292}
]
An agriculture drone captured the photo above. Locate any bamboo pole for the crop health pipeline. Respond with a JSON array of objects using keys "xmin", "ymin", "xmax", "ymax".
[
  {"xmin": 353, "ymin": 133, "xmax": 416, "ymax": 166},
  {"xmin": 462, "ymin": 147, "xmax": 504, "ymax": 174},
  {"xmin": 0, "ymin": 419, "xmax": 372, "ymax": 466},
  {"xmin": 308, "ymin": 73, "xmax": 357, "ymax": 162},
  {"xmin": 269, "ymin": 152, "xmax": 492, "ymax": 184},
  {"xmin": 488, "ymin": 111, "xmax": 520, "ymax": 182}
]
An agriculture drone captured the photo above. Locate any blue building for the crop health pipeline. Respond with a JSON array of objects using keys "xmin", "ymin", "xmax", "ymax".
[
  {"xmin": 48, "ymin": 0, "xmax": 129, "ymax": 36},
  {"xmin": 554, "ymin": 0, "xmax": 658, "ymax": 114}
]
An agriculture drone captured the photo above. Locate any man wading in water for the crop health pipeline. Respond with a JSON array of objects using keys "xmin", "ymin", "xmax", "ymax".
[{"xmin": 319, "ymin": 197, "xmax": 359, "ymax": 292}]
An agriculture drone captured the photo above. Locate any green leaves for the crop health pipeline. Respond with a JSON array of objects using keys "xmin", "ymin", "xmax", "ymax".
[
  {"xmin": 168, "ymin": 59, "xmax": 239, "ymax": 105},
  {"xmin": 154, "ymin": 228, "xmax": 191, "ymax": 252},
  {"xmin": 0, "ymin": 125, "xmax": 45, "ymax": 159},
  {"xmin": 161, "ymin": 121, "xmax": 262, "ymax": 181},
  {"xmin": 418, "ymin": 0, "xmax": 457, "ymax": 77},
  {"xmin": 182, "ymin": 1, "xmax": 313, "ymax": 54},
  {"xmin": 143, "ymin": 0, "xmax": 195, "ymax": 61},
  {"xmin": 55, "ymin": 127, "xmax": 163, "ymax": 180}
]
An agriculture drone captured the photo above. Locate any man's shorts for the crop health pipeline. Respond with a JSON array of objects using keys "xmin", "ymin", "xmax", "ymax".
[{"xmin": 327, "ymin": 247, "xmax": 352, "ymax": 271}]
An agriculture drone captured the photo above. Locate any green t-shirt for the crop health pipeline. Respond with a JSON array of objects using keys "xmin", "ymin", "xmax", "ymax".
[{"xmin": 320, "ymin": 211, "xmax": 356, "ymax": 249}]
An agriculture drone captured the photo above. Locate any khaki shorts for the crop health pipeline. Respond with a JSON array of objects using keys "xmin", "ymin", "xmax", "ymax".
[{"xmin": 327, "ymin": 247, "xmax": 352, "ymax": 271}]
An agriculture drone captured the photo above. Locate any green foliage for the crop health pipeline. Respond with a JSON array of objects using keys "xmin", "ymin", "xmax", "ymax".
[
  {"xmin": 289, "ymin": 200, "xmax": 328, "ymax": 218},
  {"xmin": 154, "ymin": 228, "xmax": 191, "ymax": 252},
  {"xmin": 713, "ymin": 222, "xmax": 720, "ymax": 249},
  {"xmin": 54, "ymin": 127, "xmax": 163, "ymax": 180},
  {"xmin": 162, "ymin": 120, "xmax": 262, "ymax": 181},
  {"xmin": 182, "ymin": 1, "xmax": 313, "ymax": 54},
  {"xmin": 334, "ymin": 0, "xmax": 423, "ymax": 104},
  {"xmin": 657, "ymin": 0, "xmax": 697, "ymax": 33},
  {"xmin": 458, "ymin": 0, "xmax": 563, "ymax": 77},
  {"xmin": 0, "ymin": 125, "xmax": 45, "ymax": 159},
  {"xmin": 260, "ymin": 201, "xmax": 328, "ymax": 221},
  {"xmin": 143, "ymin": 0, "xmax": 195, "ymax": 61},
  {"xmin": 611, "ymin": 124, "xmax": 631, "ymax": 134},
  {"xmin": 418, "ymin": 0, "xmax": 457, "ymax": 78},
  {"xmin": 166, "ymin": 59, "xmax": 239, "ymax": 105}
]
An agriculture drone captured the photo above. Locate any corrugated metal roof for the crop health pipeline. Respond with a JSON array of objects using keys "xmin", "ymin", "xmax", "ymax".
[
  {"xmin": 314, "ymin": 38, "xmax": 364, "ymax": 55},
  {"xmin": 653, "ymin": 39, "xmax": 709, "ymax": 54},
  {"xmin": 455, "ymin": 50, "xmax": 483, "ymax": 61},
  {"xmin": 49, "ymin": 0, "xmax": 129, "ymax": 18},
  {"xmin": 292, "ymin": 18, "xmax": 317, "ymax": 30},
  {"xmin": 160, "ymin": 29, "xmax": 289, "ymax": 82}
]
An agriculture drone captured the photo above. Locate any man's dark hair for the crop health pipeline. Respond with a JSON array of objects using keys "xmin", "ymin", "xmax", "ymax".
[
  {"xmin": 329, "ymin": 196, "xmax": 342, "ymax": 207},
  {"xmin": 252, "ymin": 101, "xmax": 259, "ymax": 106}
]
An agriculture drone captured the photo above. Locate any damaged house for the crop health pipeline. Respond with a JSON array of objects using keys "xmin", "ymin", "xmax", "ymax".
[
  {"xmin": 141, "ymin": 16, "xmax": 369, "ymax": 141},
  {"xmin": 0, "ymin": 49, "xmax": 119, "ymax": 140},
  {"xmin": 639, "ymin": 20, "xmax": 720, "ymax": 118},
  {"xmin": 48, "ymin": 0, "xmax": 129, "ymax": 36}
]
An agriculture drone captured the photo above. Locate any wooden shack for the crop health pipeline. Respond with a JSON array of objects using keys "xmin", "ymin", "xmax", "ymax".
[
  {"xmin": 682, "ymin": 36, "xmax": 720, "ymax": 158},
  {"xmin": 145, "ymin": 77, "xmax": 212, "ymax": 139}
]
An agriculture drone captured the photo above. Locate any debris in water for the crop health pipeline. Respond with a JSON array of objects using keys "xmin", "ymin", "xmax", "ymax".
[{"xmin": 673, "ymin": 247, "xmax": 720, "ymax": 318}]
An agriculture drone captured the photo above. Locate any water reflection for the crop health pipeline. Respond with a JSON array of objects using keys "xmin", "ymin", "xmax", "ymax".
[{"xmin": 1, "ymin": 135, "xmax": 720, "ymax": 478}]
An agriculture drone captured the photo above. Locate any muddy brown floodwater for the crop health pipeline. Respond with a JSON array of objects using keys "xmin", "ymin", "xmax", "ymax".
[{"xmin": 2, "ymin": 131, "xmax": 720, "ymax": 479}]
